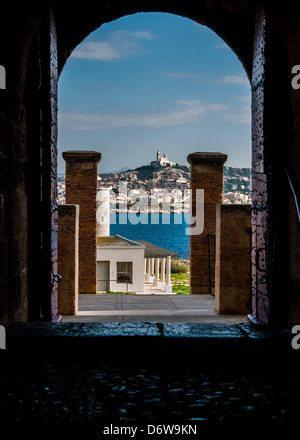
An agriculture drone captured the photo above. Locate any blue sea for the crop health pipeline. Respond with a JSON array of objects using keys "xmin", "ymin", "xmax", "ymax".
[{"xmin": 110, "ymin": 213, "xmax": 190, "ymax": 260}]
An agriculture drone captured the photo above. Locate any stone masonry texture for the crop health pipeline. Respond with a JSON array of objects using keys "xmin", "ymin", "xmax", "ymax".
[
  {"xmin": 187, "ymin": 153, "xmax": 227, "ymax": 294},
  {"xmin": 63, "ymin": 151, "xmax": 101, "ymax": 294},
  {"xmin": 215, "ymin": 204, "xmax": 251, "ymax": 314},
  {"xmin": 58, "ymin": 204, "xmax": 79, "ymax": 315}
]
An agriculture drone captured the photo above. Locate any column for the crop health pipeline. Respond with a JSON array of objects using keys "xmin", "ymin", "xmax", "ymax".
[
  {"xmin": 161, "ymin": 258, "xmax": 166, "ymax": 284},
  {"xmin": 187, "ymin": 152, "xmax": 227, "ymax": 294},
  {"xmin": 165, "ymin": 255, "xmax": 172, "ymax": 293},
  {"xmin": 58, "ymin": 204, "xmax": 79, "ymax": 315},
  {"xmin": 63, "ymin": 150, "xmax": 101, "ymax": 294},
  {"xmin": 149, "ymin": 258, "xmax": 154, "ymax": 282},
  {"xmin": 144, "ymin": 258, "xmax": 148, "ymax": 281},
  {"xmin": 154, "ymin": 257, "xmax": 160, "ymax": 286},
  {"xmin": 97, "ymin": 187, "xmax": 111, "ymax": 237},
  {"xmin": 146, "ymin": 257, "xmax": 151, "ymax": 282}
]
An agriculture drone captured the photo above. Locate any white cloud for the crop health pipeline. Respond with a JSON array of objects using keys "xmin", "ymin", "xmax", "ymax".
[
  {"xmin": 59, "ymin": 100, "xmax": 229, "ymax": 131},
  {"xmin": 223, "ymin": 75, "xmax": 249, "ymax": 85},
  {"xmin": 224, "ymin": 106, "xmax": 251, "ymax": 125},
  {"xmin": 72, "ymin": 42, "xmax": 121, "ymax": 61},
  {"xmin": 130, "ymin": 31, "xmax": 157, "ymax": 40},
  {"xmin": 71, "ymin": 30, "xmax": 158, "ymax": 61},
  {"xmin": 234, "ymin": 95, "xmax": 251, "ymax": 102},
  {"xmin": 161, "ymin": 72, "xmax": 202, "ymax": 80}
]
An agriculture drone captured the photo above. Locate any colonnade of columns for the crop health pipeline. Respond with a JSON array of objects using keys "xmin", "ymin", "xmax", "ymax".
[{"xmin": 144, "ymin": 256, "xmax": 172, "ymax": 293}]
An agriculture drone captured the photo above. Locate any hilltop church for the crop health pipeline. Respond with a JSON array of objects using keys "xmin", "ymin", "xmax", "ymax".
[{"xmin": 150, "ymin": 147, "xmax": 175, "ymax": 168}]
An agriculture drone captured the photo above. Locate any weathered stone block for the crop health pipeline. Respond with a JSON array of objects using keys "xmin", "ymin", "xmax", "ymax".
[
  {"xmin": 188, "ymin": 152, "xmax": 227, "ymax": 294},
  {"xmin": 252, "ymin": 136, "xmax": 265, "ymax": 173},
  {"xmin": 215, "ymin": 204, "xmax": 251, "ymax": 315},
  {"xmin": 58, "ymin": 204, "xmax": 79, "ymax": 315},
  {"xmin": 190, "ymin": 285, "xmax": 210, "ymax": 294},
  {"xmin": 252, "ymin": 107, "xmax": 264, "ymax": 140}
]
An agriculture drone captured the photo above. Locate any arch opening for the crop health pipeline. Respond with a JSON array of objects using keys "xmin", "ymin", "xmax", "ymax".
[{"xmin": 57, "ymin": 12, "xmax": 252, "ymax": 323}]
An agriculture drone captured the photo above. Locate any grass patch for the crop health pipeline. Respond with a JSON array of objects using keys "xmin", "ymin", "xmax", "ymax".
[
  {"xmin": 171, "ymin": 272, "xmax": 189, "ymax": 294},
  {"xmin": 171, "ymin": 272, "xmax": 190, "ymax": 284},
  {"xmin": 172, "ymin": 285, "xmax": 190, "ymax": 295}
]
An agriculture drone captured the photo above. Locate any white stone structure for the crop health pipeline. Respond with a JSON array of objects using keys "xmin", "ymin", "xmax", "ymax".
[
  {"xmin": 97, "ymin": 187, "xmax": 111, "ymax": 237},
  {"xmin": 137, "ymin": 240, "xmax": 176, "ymax": 293},
  {"xmin": 97, "ymin": 235, "xmax": 145, "ymax": 293},
  {"xmin": 97, "ymin": 235, "xmax": 176, "ymax": 294}
]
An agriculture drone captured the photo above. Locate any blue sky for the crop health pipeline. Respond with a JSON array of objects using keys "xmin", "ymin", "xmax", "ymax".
[{"xmin": 58, "ymin": 12, "xmax": 251, "ymax": 174}]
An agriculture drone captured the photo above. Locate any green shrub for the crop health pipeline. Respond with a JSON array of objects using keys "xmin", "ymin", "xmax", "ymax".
[{"xmin": 171, "ymin": 258, "xmax": 189, "ymax": 273}]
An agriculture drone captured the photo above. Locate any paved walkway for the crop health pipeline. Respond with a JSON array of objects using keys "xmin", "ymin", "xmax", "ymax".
[{"xmin": 62, "ymin": 294, "xmax": 248, "ymax": 324}]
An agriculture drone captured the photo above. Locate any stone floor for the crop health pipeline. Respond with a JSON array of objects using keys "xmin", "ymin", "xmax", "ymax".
[
  {"xmin": 2, "ymin": 361, "xmax": 300, "ymax": 425},
  {"xmin": 62, "ymin": 293, "xmax": 247, "ymax": 323},
  {"xmin": 3, "ymin": 321, "xmax": 298, "ymax": 432}
]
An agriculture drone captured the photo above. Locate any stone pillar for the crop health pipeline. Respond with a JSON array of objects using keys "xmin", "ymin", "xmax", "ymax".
[
  {"xmin": 150, "ymin": 258, "xmax": 154, "ymax": 275},
  {"xmin": 58, "ymin": 205, "xmax": 79, "ymax": 315},
  {"xmin": 97, "ymin": 187, "xmax": 111, "ymax": 237},
  {"xmin": 165, "ymin": 255, "xmax": 172, "ymax": 293},
  {"xmin": 215, "ymin": 204, "xmax": 251, "ymax": 314},
  {"xmin": 187, "ymin": 152, "xmax": 227, "ymax": 294},
  {"xmin": 146, "ymin": 258, "xmax": 151, "ymax": 282},
  {"xmin": 148, "ymin": 258, "xmax": 155, "ymax": 283},
  {"xmin": 63, "ymin": 150, "xmax": 101, "ymax": 294},
  {"xmin": 161, "ymin": 258, "xmax": 166, "ymax": 284},
  {"xmin": 154, "ymin": 257, "xmax": 160, "ymax": 286}
]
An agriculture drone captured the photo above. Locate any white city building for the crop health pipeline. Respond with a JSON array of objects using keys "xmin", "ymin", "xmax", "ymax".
[
  {"xmin": 97, "ymin": 236, "xmax": 145, "ymax": 293},
  {"xmin": 97, "ymin": 235, "xmax": 176, "ymax": 293},
  {"xmin": 96, "ymin": 183, "xmax": 177, "ymax": 294}
]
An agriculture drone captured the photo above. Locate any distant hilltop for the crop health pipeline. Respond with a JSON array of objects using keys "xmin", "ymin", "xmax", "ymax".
[
  {"xmin": 98, "ymin": 147, "xmax": 178, "ymax": 175},
  {"xmin": 99, "ymin": 147, "xmax": 188, "ymax": 181},
  {"xmin": 100, "ymin": 163, "xmax": 189, "ymax": 181},
  {"xmin": 58, "ymin": 162, "xmax": 251, "ymax": 205},
  {"xmin": 98, "ymin": 163, "xmax": 251, "ymax": 182}
]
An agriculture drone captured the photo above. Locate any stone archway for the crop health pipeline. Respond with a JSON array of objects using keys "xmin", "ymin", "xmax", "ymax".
[
  {"xmin": 2, "ymin": 1, "xmax": 300, "ymax": 325},
  {"xmin": 54, "ymin": 3, "xmax": 261, "ymax": 322}
]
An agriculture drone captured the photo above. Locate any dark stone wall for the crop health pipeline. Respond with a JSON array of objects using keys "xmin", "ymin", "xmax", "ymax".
[
  {"xmin": 267, "ymin": 3, "xmax": 300, "ymax": 323},
  {"xmin": 54, "ymin": 0, "xmax": 256, "ymax": 78},
  {"xmin": 0, "ymin": 6, "xmax": 46, "ymax": 321},
  {"xmin": 251, "ymin": 3, "xmax": 300, "ymax": 324}
]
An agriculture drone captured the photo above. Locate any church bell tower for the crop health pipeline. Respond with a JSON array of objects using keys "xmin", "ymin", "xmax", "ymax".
[{"xmin": 157, "ymin": 146, "xmax": 161, "ymax": 162}]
